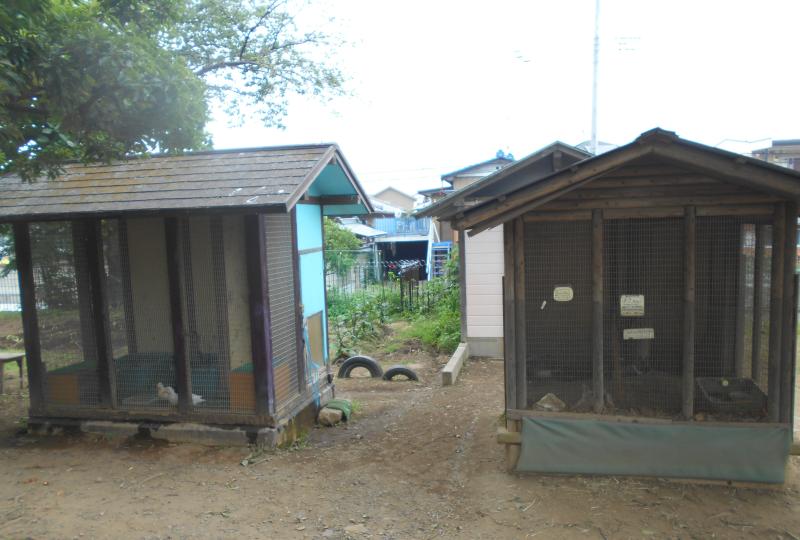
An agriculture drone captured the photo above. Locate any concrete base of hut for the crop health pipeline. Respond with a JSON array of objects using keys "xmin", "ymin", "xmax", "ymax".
[{"xmin": 27, "ymin": 385, "xmax": 334, "ymax": 447}]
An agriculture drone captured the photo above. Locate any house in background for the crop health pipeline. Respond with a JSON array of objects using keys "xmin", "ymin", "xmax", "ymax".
[
  {"xmin": 752, "ymin": 140, "xmax": 800, "ymax": 171},
  {"xmin": 0, "ymin": 144, "xmax": 372, "ymax": 444},
  {"xmin": 372, "ymin": 186, "xmax": 417, "ymax": 213},
  {"xmin": 419, "ymin": 143, "xmax": 590, "ymax": 358}
]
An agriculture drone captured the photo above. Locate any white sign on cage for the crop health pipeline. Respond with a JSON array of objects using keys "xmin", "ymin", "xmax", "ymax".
[
  {"xmin": 623, "ymin": 327, "xmax": 654, "ymax": 340},
  {"xmin": 620, "ymin": 294, "xmax": 645, "ymax": 316},
  {"xmin": 553, "ymin": 285, "xmax": 574, "ymax": 302}
]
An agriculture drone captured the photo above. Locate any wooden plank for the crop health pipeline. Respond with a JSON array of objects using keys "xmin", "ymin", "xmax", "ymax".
[
  {"xmin": 734, "ymin": 224, "xmax": 748, "ymax": 377},
  {"xmin": 456, "ymin": 143, "xmax": 654, "ymax": 231},
  {"xmin": 779, "ymin": 202, "xmax": 797, "ymax": 423},
  {"xmin": 164, "ymin": 217, "xmax": 192, "ymax": 414},
  {"xmin": 245, "ymin": 214, "xmax": 275, "ymax": 415},
  {"xmin": 118, "ymin": 219, "xmax": 137, "ymax": 354},
  {"xmin": 524, "ymin": 211, "xmax": 593, "ymax": 222},
  {"xmin": 506, "ymin": 408, "xmax": 784, "ymax": 429},
  {"xmin": 31, "ymin": 405, "xmax": 276, "ymax": 427},
  {"xmin": 502, "ymin": 225, "xmax": 516, "ymax": 411},
  {"xmin": 513, "ymin": 218, "xmax": 527, "ymax": 409},
  {"xmin": 83, "ymin": 219, "xmax": 115, "ymax": 407},
  {"xmin": 583, "ymin": 174, "xmax": 716, "ymax": 189},
  {"xmin": 559, "ymin": 183, "xmax": 755, "ymax": 201},
  {"xmin": 650, "ymin": 143, "xmax": 800, "ymax": 198},
  {"xmin": 751, "ymin": 224, "xmax": 766, "ymax": 383},
  {"xmin": 592, "ymin": 210, "xmax": 604, "ymax": 413},
  {"xmin": 319, "ymin": 207, "xmax": 331, "ymax": 364},
  {"xmin": 523, "ymin": 205, "xmax": 775, "ymax": 222},
  {"xmin": 289, "ymin": 208, "xmax": 306, "ymax": 394},
  {"xmin": 442, "ymin": 342, "xmax": 469, "ymax": 386},
  {"xmin": 682, "ymin": 206, "xmax": 696, "ymax": 419},
  {"xmin": 791, "ymin": 273, "xmax": 799, "ymax": 427},
  {"xmin": 767, "ymin": 204, "xmax": 786, "ymax": 422},
  {"xmin": 496, "ymin": 427, "xmax": 522, "ymax": 445},
  {"xmin": 458, "ymin": 229, "xmax": 468, "ymax": 340},
  {"xmin": 535, "ymin": 194, "xmax": 780, "ymax": 212},
  {"xmin": 13, "ymin": 222, "xmax": 45, "ymax": 413}
]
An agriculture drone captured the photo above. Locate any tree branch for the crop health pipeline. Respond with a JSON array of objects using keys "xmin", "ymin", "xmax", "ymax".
[{"xmin": 195, "ymin": 59, "xmax": 260, "ymax": 76}]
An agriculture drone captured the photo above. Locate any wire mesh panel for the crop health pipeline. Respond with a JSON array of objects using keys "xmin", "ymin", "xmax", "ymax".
[
  {"xmin": 221, "ymin": 215, "xmax": 254, "ymax": 414},
  {"xmin": 603, "ymin": 218, "xmax": 684, "ymax": 416},
  {"xmin": 30, "ymin": 221, "xmax": 99, "ymax": 408},
  {"xmin": 178, "ymin": 216, "xmax": 232, "ymax": 413},
  {"xmin": 694, "ymin": 216, "xmax": 771, "ymax": 421},
  {"xmin": 264, "ymin": 213, "xmax": 301, "ymax": 412},
  {"xmin": 112, "ymin": 217, "xmax": 177, "ymax": 411},
  {"xmin": 524, "ymin": 220, "xmax": 593, "ymax": 408}
]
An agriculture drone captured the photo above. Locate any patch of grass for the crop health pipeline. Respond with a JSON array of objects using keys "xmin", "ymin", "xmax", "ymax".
[{"xmin": 350, "ymin": 399, "xmax": 363, "ymax": 415}]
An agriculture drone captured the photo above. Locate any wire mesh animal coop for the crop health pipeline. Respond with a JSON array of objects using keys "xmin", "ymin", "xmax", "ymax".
[
  {"xmin": 455, "ymin": 129, "xmax": 800, "ymax": 483},
  {"xmin": 0, "ymin": 145, "xmax": 373, "ymax": 442}
]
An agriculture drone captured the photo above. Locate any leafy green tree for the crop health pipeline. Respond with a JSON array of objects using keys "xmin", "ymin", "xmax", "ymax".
[
  {"xmin": 323, "ymin": 217, "xmax": 361, "ymax": 276},
  {"xmin": 1, "ymin": 0, "xmax": 343, "ymax": 180}
]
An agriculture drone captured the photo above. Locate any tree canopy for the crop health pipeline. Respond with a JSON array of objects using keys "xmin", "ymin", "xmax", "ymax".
[{"xmin": 0, "ymin": 0, "xmax": 343, "ymax": 180}]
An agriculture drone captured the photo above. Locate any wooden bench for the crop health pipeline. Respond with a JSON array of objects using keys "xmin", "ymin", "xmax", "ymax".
[{"xmin": 0, "ymin": 352, "xmax": 24, "ymax": 394}]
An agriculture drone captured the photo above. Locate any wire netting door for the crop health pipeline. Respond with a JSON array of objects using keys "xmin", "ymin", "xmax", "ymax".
[
  {"xmin": 603, "ymin": 218, "xmax": 685, "ymax": 416},
  {"xmin": 524, "ymin": 220, "xmax": 593, "ymax": 408},
  {"xmin": 30, "ymin": 221, "xmax": 100, "ymax": 408}
]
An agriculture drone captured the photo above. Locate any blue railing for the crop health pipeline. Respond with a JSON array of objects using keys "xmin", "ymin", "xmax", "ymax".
[{"xmin": 369, "ymin": 217, "xmax": 430, "ymax": 236}]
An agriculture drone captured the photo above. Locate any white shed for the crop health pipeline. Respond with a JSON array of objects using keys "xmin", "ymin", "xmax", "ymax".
[{"xmin": 419, "ymin": 143, "xmax": 590, "ymax": 358}]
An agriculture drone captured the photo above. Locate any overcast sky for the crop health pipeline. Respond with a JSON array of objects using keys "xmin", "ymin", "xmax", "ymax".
[{"xmin": 209, "ymin": 0, "xmax": 800, "ymax": 197}]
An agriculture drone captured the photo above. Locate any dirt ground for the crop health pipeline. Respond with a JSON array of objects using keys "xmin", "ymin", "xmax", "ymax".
[{"xmin": 1, "ymin": 349, "xmax": 800, "ymax": 539}]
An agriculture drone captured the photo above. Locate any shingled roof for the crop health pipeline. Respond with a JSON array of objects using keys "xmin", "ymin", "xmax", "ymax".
[{"xmin": 0, "ymin": 144, "xmax": 371, "ymax": 220}]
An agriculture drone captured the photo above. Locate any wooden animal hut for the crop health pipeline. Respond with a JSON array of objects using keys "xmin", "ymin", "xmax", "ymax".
[
  {"xmin": 0, "ymin": 144, "xmax": 372, "ymax": 443},
  {"xmin": 452, "ymin": 129, "xmax": 798, "ymax": 483}
]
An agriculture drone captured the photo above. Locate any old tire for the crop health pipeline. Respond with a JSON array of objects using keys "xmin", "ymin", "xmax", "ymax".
[
  {"xmin": 337, "ymin": 356, "xmax": 383, "ymax": 378},
  {"xmin": 382, "ymin": 365, "xmax": 419, "ymax": 382}
]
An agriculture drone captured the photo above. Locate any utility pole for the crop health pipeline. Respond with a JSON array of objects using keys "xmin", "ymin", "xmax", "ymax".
[{"xmin": 591, "ymin": 0, "xmax": 600, "ymax": 155}]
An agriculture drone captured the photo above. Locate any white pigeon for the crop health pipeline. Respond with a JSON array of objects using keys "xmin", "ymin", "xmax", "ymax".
[{"xmin": 156, "ymin": 382, "xmax": 205, "ymax": 405}]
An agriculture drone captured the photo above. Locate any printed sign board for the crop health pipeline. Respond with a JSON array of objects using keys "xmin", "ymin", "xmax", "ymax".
[
  {"xmin": 623, "ymin": 327, "xmax": 655, "ymax": 340},
  {"xmin": 620, "ymin": 295, "xmax": 645, "ymax": 317}
]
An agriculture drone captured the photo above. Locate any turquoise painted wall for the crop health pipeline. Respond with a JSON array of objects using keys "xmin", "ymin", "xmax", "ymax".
[
  {"xmin": 295, "ymin": 203, "xmax": 328, "ymax": 362},
  {"xmin": 296, "ymin": 204, "xmax": 323, "ymax": 251}
]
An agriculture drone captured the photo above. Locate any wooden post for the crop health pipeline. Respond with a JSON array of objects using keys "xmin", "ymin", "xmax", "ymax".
[
  {"xmin": 682, "ymin": 206, "xmax": 696, "ymax": 420},
  {"xmin": 13, "ymin": 222, "xmax": 45, "ymax": 413},
  {"xmin": 733, "ymin": 224, "xmax": 748, "ymax": 377},
  {"xmin": 290, "ymin": 208, "xmax": 306, "ymax": 393},
  {"xmin": 502, "ymin": 225, "xmax": 517, "ymax": 412},
  {"xmin": 779, "ymin": 202, "xmax": 797, "ymax": 423},
  {"xmin": 118, "ymin": 219, "xmax": 138, "ymax": 354},
  {"xmin": 751, "ymin": 224, "xmax": 766, "ymax": 383},
  {"xmin": 768, "ymin": 204, "xmax": 786, "ymax": 422},
  {"xmin": 83, "ymin": 219, "xmax": 115, "ymax": 407},
  {"xmin": 592, "ymin": 209, "xmax": 605, "ymax": 412},
  {"xmin": 513, "ymin": 218, "xmax": 527, "ymax": 409},
  {"xmin": 458, "ymin": 229, "xmax": 468, "ymax": 341},
  {"xmin": 790, "ymin": 273, "xmax": 799, "ymax": 426},
  {"xmin": 164, "ymin": 217, "xmax": 192, "ymax": 415},
  {"xmin": 245, "ymin": 214, "xmax": 275, "ymax": 415}
]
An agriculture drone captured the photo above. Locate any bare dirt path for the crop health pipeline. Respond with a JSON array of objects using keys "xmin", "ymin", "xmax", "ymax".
[{"xmin": 0, "ymin": 352, "xmax": 799, "ymax": 539}]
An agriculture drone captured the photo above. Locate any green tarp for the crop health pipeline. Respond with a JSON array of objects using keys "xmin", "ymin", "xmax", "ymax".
[{"xmin": 516, "ymin": 416, "xmax": 791, "ymax": 484}]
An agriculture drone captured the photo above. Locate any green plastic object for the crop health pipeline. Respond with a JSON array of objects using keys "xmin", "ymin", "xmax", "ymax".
[{"xmin": 324, "ymin": 399, "xmax": 352, "ymax": 420}]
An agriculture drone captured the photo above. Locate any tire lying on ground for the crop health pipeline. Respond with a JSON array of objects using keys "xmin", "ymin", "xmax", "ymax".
[
  {"xmin": 382, "ymin": 365, "xmax": 419, "ymax": 382},
  {"xmin": 337, "ymin": 355, "xmax": 384, "ymax": 378}
]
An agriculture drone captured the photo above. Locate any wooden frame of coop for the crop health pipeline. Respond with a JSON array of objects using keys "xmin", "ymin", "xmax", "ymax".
[
  {"xmin": 0, "ymin": 145, "xmax": 372, "ymax": 442},
  {"xmin": 453, "ymin": 129, "xmax": 799, "ymax": 483}
]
